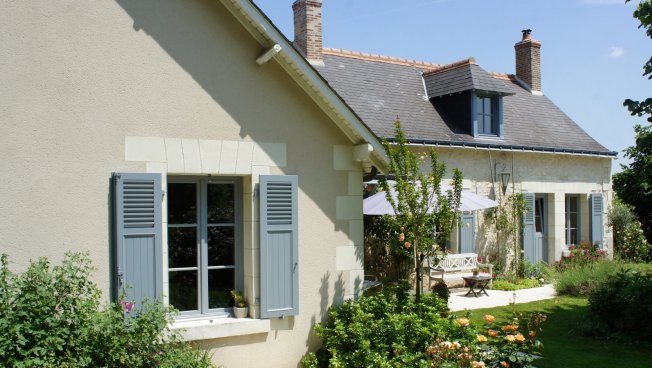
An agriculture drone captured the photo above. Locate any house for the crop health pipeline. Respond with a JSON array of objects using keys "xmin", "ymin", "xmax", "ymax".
[
  {"xmin": 0, "ymin": 0, "xmax": 388, "ymax": 366},
  {"xmin": 290, "ymin": 0, "xmax": 616, "ymax": 265}
]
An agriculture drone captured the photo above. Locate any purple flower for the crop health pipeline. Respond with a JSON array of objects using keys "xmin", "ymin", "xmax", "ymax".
[{"xmin": 120, "ymin": 300, "xmax": 135, "ymax": 313}]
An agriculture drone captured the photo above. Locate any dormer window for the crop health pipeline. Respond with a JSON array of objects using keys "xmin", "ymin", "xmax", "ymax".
[
  {"xmin": 475, "ymin": 95, "xmax": 500, "ymax": 136},
  {"xmin": 423, "ymin": 59, "xmax": 511, "ymax": 139}
]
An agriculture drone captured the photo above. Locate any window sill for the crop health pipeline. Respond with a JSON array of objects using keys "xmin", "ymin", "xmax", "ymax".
[{"xmin": 171, "ymin": 317, "xmax": 271, "ymax": 341}]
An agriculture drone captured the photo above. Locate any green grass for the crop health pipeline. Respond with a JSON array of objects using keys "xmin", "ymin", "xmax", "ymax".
[
  {"xmin": 464, "ymin": 296, "xmax": 652, "ymax": 368},
  {"xmin": 492, "ymin": 278, "xmax": 541, "ymax": 291}
]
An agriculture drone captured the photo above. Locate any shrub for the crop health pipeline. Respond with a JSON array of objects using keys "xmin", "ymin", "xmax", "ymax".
[
  {"xmin": 588, "ymin": 269, "xmax": 652, "ymax": 337},
  {"xmin": 302, "ymin": 283, "xmax": 546, "ymax": 368},
  {"xmin": 609, "ymin": 199, "xmax": 652, "ymax": 262},
  {"xmin": 554, "ymin": 241, "xmax": 607, "ymax": 272},
  {"xmin": 0, "ymin": 253, "xmax": 213, "ymax": 368},
  {"xmin": 554, "ymin": 261, "xmax": 623, "ymax": 296},
  {"xmin": 430, "ymin": 280, "xmax": 450, "ymax": 302},
  {"xmin": 520, "ymin": 259, "xmax": 550, "ymax": 281}
]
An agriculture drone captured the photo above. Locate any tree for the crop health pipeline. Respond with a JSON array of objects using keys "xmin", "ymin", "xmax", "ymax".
[
  {"xmin": 378, "ymin": 120, "xmax": 462, "ymax": 303},
  {"xmin": 614, "ymin": 0, "xmax": 652, "ymax": 242}
]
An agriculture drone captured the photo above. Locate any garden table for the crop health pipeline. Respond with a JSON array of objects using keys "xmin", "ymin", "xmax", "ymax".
[{"xmin": 462, "ymin": 275, "xmax": 491, "ymax": 297}]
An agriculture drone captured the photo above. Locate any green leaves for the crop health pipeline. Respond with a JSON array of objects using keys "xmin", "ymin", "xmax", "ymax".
[
  {"xmin": 378, "ymin": 120, "xmax": 463, "ymax": 301},
  {"xmin": 0, "ymin": 252, "xmax": 213, "ymax": 368}
]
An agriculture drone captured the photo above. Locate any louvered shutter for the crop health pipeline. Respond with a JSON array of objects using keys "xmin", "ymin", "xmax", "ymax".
[
  {"xmin": 522, "ymin": 192, "xmax": 536, "ymax": 263},
  {"xmin": 459, "ymin": 212, "xmax": 475, "ymax": 254},
  {"xmin": 260, "ymin": 175, "xmax": 299, "ymax": 318},
  {"xmin": 590, "ymin": 193, "xmax": 604, "ymax": 248},
  {"xmin": 113, "ymin": 173, "xmax": 163, "ymax": 307}
]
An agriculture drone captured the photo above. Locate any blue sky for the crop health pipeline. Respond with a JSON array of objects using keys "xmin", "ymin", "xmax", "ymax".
[{"xmin": 253, "ymin": 0, "xmax": 650, "ymax": 172}]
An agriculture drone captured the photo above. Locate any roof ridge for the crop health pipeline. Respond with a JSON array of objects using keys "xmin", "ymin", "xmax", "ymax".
[
  {"xmin": 488, "ymin": 71, "xmax": 514, "ymax": 81},
  {"xmin": 322, "ymin": 47, "xmax": 442, "ymax": 69},
  {"xmin": 422, "ymin": 58, "xmax": 477, "ymax": 76}
]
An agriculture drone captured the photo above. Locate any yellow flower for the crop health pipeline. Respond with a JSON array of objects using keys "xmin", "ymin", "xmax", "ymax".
[
  {"xmin": 500, "ymin": 361, "xmax": 510, "ymax": 368},
  {"xmin": 515, "ymin": 334, "xmax": 526, "ymax": 343},
  {"xmin": 471, "ymin": 361, "xmax": 486, "ymax": 368},
  {"xmin": 483, "ymin": 314, "xmax": 495, "ymax": 324},
  {"xmin": 476, "ymin": 334, "xmax": 487, "ymax": 343},
  {"xmin": 487, "ymin": 329, "xmax": 498, "ymax": 337},
  {"xmin": 505, "ymin": 334, "xmax": 516, "ymax": 343},
  {"xmin": 456, "ymin": 318, "xmax": 470, "ymax": 327}
]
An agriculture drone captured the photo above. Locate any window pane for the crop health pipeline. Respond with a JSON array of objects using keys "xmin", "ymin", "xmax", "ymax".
[
  {"xmin": 570, "ymin": 196, "xmax": 578, "ymax": 212},
  {"xmin": 207, "ymin": 183, "xmax": 235, "ymax": 223},
  {"xmin": 168, "ymin": 227, "xmax": 197, "ymax": 268},
  {"xmin": 208, "ymin": 226, "xmax": 235, "ymax": 266},
  {"xmin": 169, "ymin": 270, "xmax": 198, "ymax": 311},
  {"xmin": 168, "ymin": 183, "xmax": 197, "ymax": 224},
  {"xmin": 208, "ymin": 269, "xmax": 235, "ymax": 309},
  {"xmin": 484, "ymin": 97, "xmax": 492, "ymax": 114},
  {"xmin": 484, "ymin": 116, "xmax": 492, "ymax": 134}
]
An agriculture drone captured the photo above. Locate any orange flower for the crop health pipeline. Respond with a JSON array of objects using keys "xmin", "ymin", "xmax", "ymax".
[
  {"xmin": 471, "ymin": 362, "xmax": 486, "ymax": 368},
  {"xmin": 515, "ymin": 334, "xmax": 526, "ymax": 343},
  {"xmin": 529, "ymin": 331, "xmax": 536, "ymax": 338},
  {"xmin": 501, "ymin": 324, "xmax": 518, "ymax": 332},
  {"xmin": 505, "ymin": 334, "xmax": 516, "ymax": 343},
  {"xmin": 483, "ymin": 314, "xmax": 495, "ymax": 324},
  {"xmin": 476, "ymin": 334, "xmax": 487, "ymax": 343},
  {"xmin": 456, "ymin": 318, "xmax": 470, "ymax": 327},
  {"xmin": 398, "ymin": 233, "xmax": 405, "ymax": 241},
  {"xmin": 500, "ymin": 362, "xmax": 510, "ymax": 368},
  {"xmin": 404, "ymin": 241, "xmax": 411, "ymax": 249},
  {"xmin": 487, "ymin": 329, "xmax": 498, "ymax": 337}
]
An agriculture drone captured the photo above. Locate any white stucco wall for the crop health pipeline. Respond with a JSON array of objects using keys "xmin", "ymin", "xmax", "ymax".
[
  {"xmin": 414, "ymin": 146, "xmax": 613, "ymax": 264},
  {"xmin": 0, "ymin": 1, "xmax": 367, "ymax": 367}
]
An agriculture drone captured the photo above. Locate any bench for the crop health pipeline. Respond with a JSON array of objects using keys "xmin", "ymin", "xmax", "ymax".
[{"xmin": 428, "ymin": 253, "xmax": 493, "ymax": 289}]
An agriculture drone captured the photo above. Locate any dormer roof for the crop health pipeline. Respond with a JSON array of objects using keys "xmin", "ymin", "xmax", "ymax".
[{"xmin": 423, "ymin": 58, "xmax": 514, "ymax": 98}]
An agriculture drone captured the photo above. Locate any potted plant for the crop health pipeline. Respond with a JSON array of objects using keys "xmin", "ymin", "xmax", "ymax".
[
  {"xmin": 230, "ymin": 290, "xmax": 249, "ymax": 318},
  {"xmin": 472, "ymin": 268, "xmax": 479, "ymax": 277}
]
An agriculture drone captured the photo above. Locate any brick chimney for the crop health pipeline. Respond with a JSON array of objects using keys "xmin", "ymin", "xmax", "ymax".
[
  {"xmin": 292, "ymin": 0, "xmax": 323, "ymax": 64},
  {"xmin": 514, "ymin": 29, "xmax": 542, "ymax": 93}
]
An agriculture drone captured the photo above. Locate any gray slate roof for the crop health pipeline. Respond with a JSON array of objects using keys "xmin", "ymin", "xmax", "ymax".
[
  {"xmin": 423, "ymin": 60, "xmax": 514, "ymax": 98},
  {"xmin": 316, "ymin": 51, "xmax": 615, "ymax": 156}
]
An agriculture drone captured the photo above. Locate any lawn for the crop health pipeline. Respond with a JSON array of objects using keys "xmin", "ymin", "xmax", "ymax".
[{"xmin": 465, "ymin": 296, "xmax": 652, "ymax": 368}]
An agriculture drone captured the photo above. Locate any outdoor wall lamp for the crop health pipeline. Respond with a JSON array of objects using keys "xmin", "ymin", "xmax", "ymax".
[{"xmin": 495, "ymin": 163, "xmax": 511, "ymax": 195}]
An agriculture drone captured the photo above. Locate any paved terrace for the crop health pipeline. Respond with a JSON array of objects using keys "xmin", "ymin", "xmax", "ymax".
[{"xmin": 448, "ymin": 284, "xmax": 556, "ymax": 311}]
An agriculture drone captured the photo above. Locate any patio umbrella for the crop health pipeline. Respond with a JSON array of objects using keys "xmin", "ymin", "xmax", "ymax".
[{"xmin": 363, "ymin": 184, "xmax": 498, "ymax": 215}]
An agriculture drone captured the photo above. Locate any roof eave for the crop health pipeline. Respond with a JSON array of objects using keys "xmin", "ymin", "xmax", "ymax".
[
  {"xmin": 386, "ymin": 138, "xmax": 618, "ymax": 158},
  {"xmin": 219, "ymin": 0, "xmax": 389, "ymax": 172}
]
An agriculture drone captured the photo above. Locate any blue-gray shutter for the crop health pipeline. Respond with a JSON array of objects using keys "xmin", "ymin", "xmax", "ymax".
[
  {"xmin": 113, "ymin": 172, "xmax": 163, "ymax": 307},
  {"xmin": 590, "ymin": 193, "xmax": 604, "ymax": 248},
  {"xmin": 459, "ymin": 212, "xmax": 475, "ymax": 253},
  {"xmin": 260, "ymin": 175, "xmax": 299, "ymax": 318},
  {"xmin": 522, "ymin": 192, "xmax": 536, "ymax": 263}
]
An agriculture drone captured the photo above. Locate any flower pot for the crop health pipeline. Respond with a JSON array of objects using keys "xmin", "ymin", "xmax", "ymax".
[{"xmin": 233, "ymin": 306, "xmax": 249, "ymax": 319}]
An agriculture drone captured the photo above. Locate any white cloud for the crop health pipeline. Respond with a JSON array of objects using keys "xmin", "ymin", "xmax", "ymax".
[
  {"xmin": 608, "ymin": 46, "xmax": 624, "ymax": 58},
  {"xmin": 579, "ymin": 0, "xmax": 625, "ymax": 5}
]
